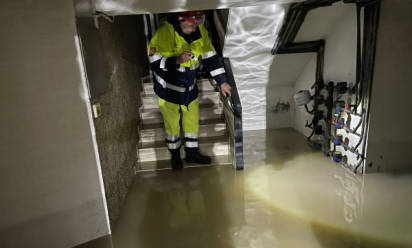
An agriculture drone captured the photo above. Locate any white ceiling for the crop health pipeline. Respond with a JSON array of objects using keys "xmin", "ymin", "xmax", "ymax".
[
  {"xmin": 295, "ymin": 2, "xmax": 355, "ymax": 42},
  {"xmin": 94, "ymin": 0, "xmax": 304, "ymax": 15}
]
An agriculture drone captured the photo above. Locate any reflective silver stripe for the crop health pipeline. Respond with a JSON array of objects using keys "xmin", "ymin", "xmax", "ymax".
[
  {"xmin": 184, "ymin": 132, "xmax": 198, "ymax": 139},
  {"xmin": 160, "ymin": 57, "xmax": 167, "ymax": 70},
  {"xmin": 153, "ymin": 72, "xmax": 166, "ymax": 88},
  {"xmin": 154, "ymin": 72, "xmax": 195, "ymax": 93},
  {"xmin": 166, "ymin": 134, "xmax": 180, "ymax": 142},
  {"xmin": 168, "ymin": 140, "xmax": 181, "ymax": 149},
  {"xmin": 167, "ymin": 84, "xmax": 186, "ymax": 93},
  {"xmin": 203, "ymin": 50, "xmax": 217, "ymax": 59},
  {"xmin": 177, "ymin": 66, "xmax": 186, "ymax": 72},
  {"xmin": 210, "ymin": 67, "xmax": 225, "ymax": 77},
  {"xmin": 185, "ymin": 141, "xmax": 198, "ymax": 148},
  {"xmin": 149, "ymin": 54, "xmax": 162, "ymax": 63}
]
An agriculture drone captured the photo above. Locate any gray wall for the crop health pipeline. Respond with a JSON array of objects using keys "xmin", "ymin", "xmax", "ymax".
[
  {"xmin": 94, "ymin": 15, "xmax": 147, "ymax": 225},
  {"xmin": 0, "ymin": 1, "xmax": 109, "ymax": 247},
  {"xmin": 366, "ymin": 0, "xmax": 412, "ymax": 172}
]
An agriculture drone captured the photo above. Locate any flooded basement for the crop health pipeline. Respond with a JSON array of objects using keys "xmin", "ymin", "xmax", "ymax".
[{"xmin": 78, "ymin": 128, "xmax": 412, "ymax": 248}]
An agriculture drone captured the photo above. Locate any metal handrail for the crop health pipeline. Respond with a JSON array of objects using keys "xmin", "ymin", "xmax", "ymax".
[
  {"xmin": 208, "ymin": 10, "xmax": 243, "ymax": 170},
  {"xmin": 221, "ymin": 57, "xmax": 244, "ymax": 170}
]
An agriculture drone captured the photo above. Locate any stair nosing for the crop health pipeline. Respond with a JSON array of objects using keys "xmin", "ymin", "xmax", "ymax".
[{"xmin": 138, "ymin": 141, "xmax": 230, "ymax": 163}]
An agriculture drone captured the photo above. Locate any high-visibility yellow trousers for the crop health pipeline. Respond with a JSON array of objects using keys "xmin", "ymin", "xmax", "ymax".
[{"xmin": 157, "ymin": 97, "xmax": 199, "ymax": 151}]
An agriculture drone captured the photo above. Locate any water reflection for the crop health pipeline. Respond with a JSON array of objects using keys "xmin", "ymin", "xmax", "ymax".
[
  {"xmin": 334, "ymin": 171, "xmax": 364, "ymax": 224},
  {"xmin": 78, "ymin": 128, "xmax": 412, "ymax": 248}
]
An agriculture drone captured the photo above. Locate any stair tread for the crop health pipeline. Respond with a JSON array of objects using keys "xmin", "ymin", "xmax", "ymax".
[
  {"xmin": 138, "ymin": 141, "xmax": 230, "ymax": 163},
  {"xmin": 141, "ymin": 117, "xmax": 225, "ymax": 130},
  {"xmin": 139, "ymin": 135, "xmax": 227, "ymax": 150},
  {"xmin": 139, "ymin": 123, "xmax": 226, "ymax": 148},
  {"xmin": 137, "ymin": 155, "xmax": 232, "ymax": 172}
]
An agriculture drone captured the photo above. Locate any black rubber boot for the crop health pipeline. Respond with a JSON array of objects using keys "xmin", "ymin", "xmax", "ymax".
[
  {"xmin": 170, "ymin": 150, "xmax": 183, "ymax": 170},
  {"xmin": 185, "ymin": 149, "xmax": 212, "ymax": 164}
]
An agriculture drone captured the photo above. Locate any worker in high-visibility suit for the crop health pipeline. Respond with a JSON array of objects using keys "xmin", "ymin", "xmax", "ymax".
[{"xmin": 148, "ymin": 11, "xmax": 231, "ymax": 169}]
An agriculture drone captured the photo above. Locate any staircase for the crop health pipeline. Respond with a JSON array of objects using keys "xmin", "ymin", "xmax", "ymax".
[{"xmin": 136, "ymin": 77, "xmax": 232, "ymax": 171}]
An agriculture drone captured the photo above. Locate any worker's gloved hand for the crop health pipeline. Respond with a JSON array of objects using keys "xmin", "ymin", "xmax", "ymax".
[
  {"xmin": 220, "ymin": 83, "xmax": 231, "ymax": 97},
  {"xmin": 176, "ymin": 51, "xmax": 194, "ymax": 64}
]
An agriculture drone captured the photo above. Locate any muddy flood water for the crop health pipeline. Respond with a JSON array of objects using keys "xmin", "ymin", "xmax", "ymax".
[{"xmin": 79, "ymin": 128, "xmax": 412, "ymax": 248}]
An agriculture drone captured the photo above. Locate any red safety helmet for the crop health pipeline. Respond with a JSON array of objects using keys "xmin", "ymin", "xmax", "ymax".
[{"xmin": 180, "ymin": 10, "xmax": 205, "ymax": 25}]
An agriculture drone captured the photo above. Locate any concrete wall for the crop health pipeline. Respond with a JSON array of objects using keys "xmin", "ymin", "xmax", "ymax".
[
  {"xmin": 366, "ymin": 0, "xmax": 412, "ymax": 172},
  {"xmin": 0, "ymin": 1, "xmax": 109, "ymax": 247},
  {"xmin": 94, "ymin": 15, "xmax": 146, "ymax": 225}
]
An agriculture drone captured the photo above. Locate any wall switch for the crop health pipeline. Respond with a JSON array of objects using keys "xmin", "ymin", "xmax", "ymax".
[{"xmin": 92, "ymin": 102, "xmax": 102, "ymax": 118}]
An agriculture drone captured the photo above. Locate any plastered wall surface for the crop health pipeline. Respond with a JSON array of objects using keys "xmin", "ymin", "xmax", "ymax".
[
  {"xmin": 223, "ymin": 4, "xmax": 288, "ymax": 131},
  {"xmin": 267, "ymin": 53, "xmax": 313, "ymax": 129},
  {"xmin": 94, "ymin": 16, "xmax": 146, "ymax": 225},
  {"xmin": 366, "ymin": 0, "xmax": 412, "ymax": 172},
  {"xmin": 0, "ymin": 1, "xmax": 109, "ymax": 247}
]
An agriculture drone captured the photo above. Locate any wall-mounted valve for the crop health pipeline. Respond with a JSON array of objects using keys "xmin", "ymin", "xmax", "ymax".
[
  {"xmin": 333, "ymin": 152, "xmax": 342, "ymax": 163},
  {"xmin": 334, "ymin": 134, "xmax": 343, "ymax": 146},
  {"xmin": 335, "ymin": 118, "xmax": 345, "ymax": 129}
]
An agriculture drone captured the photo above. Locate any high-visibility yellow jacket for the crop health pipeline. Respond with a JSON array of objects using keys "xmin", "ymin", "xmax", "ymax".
[{"xmin": 148, "ymin": 19, "xmax": 227, "ymax": 105}]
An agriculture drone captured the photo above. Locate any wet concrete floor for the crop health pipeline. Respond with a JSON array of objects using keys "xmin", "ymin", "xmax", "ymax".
[{"xmin": 79, "ymin": 128, "xmax": 412, "ymax": 248}]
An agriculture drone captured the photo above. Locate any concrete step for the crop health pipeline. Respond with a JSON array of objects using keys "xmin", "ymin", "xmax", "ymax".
[
  {"xmin": 137, "ymin": 155, "xmax": 232, "ymax": 171},
  {"xmin": 138, "ymin": 140, "xmax": 230, "ymax": 163},
  {"xmin": 141, "ymin": 117, "xmax": 225, "ymax": 130},
  {"xmin": 141, "ymin": 91, "xmax": 221, "ymax": 111},
  {"xmin": 139, "ymin": 123, "xmax": 227, "ymax": 148},
  {"xmin": 140, "ymin": 105, "xmax": 224, "ymax": 127},
  {"xmin": 141, "ymin": 78, "xmax": 217, "ymax": 96}
]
